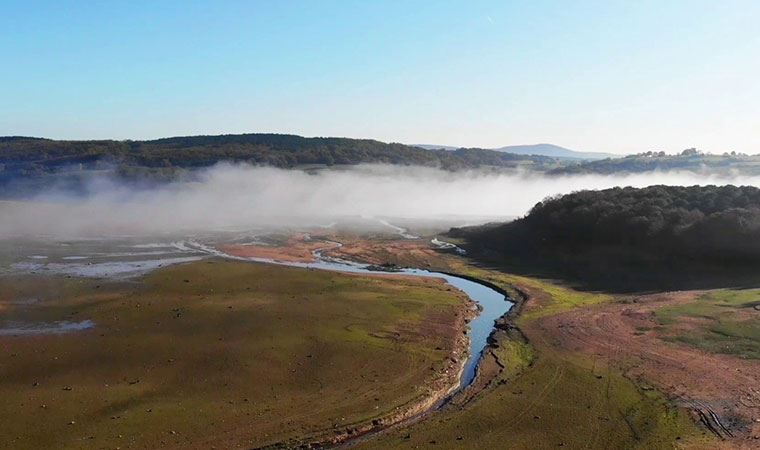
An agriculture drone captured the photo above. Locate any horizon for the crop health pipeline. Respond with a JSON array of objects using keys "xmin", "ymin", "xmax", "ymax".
[
  {"xmin": 0, "ymin": 132, "xmax": 725, "ymax": 156},
  {"xmin": 3, "ymin": 1, "xmax": 760, "ymax": 154}
]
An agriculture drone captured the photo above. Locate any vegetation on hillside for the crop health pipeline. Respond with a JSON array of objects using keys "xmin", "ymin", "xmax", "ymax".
[
  {"xmin": 552, "ymin": 148, "xmax": 760, "ymax": 176},
  {"xmin": 451, "ymin": 185, "xmax": 760, "ymax": 291},
  {"xmin": 0, "ymin": 134, "xmax": 565, "ymax": 196}
]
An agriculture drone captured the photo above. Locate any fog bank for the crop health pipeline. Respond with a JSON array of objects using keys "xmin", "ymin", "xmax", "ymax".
[{"xmin": 2, "ymin": 164, "xmax": 760, "ymax": 238}]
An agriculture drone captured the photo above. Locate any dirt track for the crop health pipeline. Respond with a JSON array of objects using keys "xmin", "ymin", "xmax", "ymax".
[{"xmin": 538, "ymin": 292, "xmax": 760, "ymax": 447}]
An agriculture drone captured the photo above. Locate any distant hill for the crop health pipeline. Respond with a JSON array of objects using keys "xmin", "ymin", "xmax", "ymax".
[
  {"xmin": 493, "ymin": 143, "xmax": 616, "ymax": 160},
  {"xmin": 0, "ymin": 133, "xmax": 570, "ymax": 197},
  {"xmin": 550, "ymin": 149, "xmax": 760, "ymax": 176},
  {"xmin": 415, "ymin": 143, "xmax": 616, "ymax": 160}
]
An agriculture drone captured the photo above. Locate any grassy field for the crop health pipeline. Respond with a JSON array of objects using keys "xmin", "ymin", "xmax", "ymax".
[
  {"xmin": 655, "ymin": 289, "xmax": 760, "ymax": 360},
  {"xmin": 0, "ymin": 259, "xmax": 469, "ymax": 449},
  {"xmin": 359, "ymin": 262, "xmax": 712, "ymax": 450}
]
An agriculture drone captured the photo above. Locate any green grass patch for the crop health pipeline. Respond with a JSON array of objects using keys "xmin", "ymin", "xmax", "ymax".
[
  {"xmin": 357, "ymin": 264, "xmax": 708, "ymax": 450},
  {"xmin": 656, "ymin": 289, "xmax": 760, "ymax": 359},
  {"xmin": 359, "ymin": 342, "xmax": 707, "ymax": 450},
  {"xmin": 450, "ymin": 260, "xmax": 612, "ymax": 322}
]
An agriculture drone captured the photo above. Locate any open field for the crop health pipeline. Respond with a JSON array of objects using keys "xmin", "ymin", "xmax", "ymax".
[
  {"xmin": 3, "ymin": 232, "xmax": 757, "ymax": 449},
  {"xmin": 534, "ymin": 289, "xmax": 760, "ymax": 446},
  {"xmin": 0, "ymin": 259, "xmax": 471, "ymax": 449},
  {"xmin": 358, "ymin": 262, "xmax": 713, "ymax": 450},
  {"xmin": 239, "ymin": 233, "xmax": 756, "ymax": 448}
]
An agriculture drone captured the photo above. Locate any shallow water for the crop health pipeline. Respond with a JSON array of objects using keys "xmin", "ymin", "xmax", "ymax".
[
  {"xmin": 0, "ymin": 320, "xmax": 95, "ymax": 336},
  {"xmin": 12, "ymin": 256, "xmax": 204, "ymax": 278}
]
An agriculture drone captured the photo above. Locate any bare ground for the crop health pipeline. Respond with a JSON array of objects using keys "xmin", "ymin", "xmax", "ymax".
[{"xmin": 537, "ymin": 291, "xmax": 760, "ymax": 447}]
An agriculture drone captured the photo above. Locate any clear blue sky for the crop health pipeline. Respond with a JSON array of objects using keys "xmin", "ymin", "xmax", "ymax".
[{"xmin": 2, "ymin": 0, "xmax": 759, "ymax": 154}]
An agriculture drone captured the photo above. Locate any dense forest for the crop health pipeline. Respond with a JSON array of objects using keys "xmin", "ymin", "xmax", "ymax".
[
  {"xmin": 0, "ymin": 134, "xmax": 567, "ymax": 196},
  {"xmin": 451, "ymin": 185, "xmax": 760, "ymax": 291}
]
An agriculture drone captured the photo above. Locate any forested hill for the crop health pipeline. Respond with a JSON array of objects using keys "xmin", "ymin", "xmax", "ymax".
[
  {"xmin": 0, "ymin": 133, "xmax": 567, "ymax": 196},
  {"xmin": 551, "ymin": 149, "xmax": 760, "ymax": 176},
  {"xmin": 1, "ymin": 133, "xmax": 563, "ymax": 172},
  {"xmin": 450, "ymin": 185, "xmax": 760, "ymax": 291}
]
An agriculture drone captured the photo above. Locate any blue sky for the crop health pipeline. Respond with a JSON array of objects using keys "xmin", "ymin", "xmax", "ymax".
[{"xmin": 2, "ymin": 0, "xmax": 759, "ymax": 154}]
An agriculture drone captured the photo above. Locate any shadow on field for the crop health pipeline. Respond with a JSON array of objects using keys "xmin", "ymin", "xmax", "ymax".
[{"xmin": 459, "ymin": 248, "xmax": 760, "ymax": 294}]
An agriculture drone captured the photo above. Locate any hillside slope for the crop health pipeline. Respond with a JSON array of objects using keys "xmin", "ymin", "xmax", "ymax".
[{"xmin": 0, "ymin": 133, "xmax": 567, "ymax": 196}]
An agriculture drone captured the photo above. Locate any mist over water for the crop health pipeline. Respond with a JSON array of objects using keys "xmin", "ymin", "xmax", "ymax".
[{"xmin": 2, "ymin": 163, "xmax": 759, "ymax": 238}]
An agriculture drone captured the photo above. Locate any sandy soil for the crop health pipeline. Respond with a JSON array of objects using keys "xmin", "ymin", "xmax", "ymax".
[{"xmin": 536, "ymin": 291, "xmax": 760, "ymax": 447}]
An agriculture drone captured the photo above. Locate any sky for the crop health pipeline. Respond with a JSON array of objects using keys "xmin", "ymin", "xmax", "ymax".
[{"xmin": 2, "ymin": 0, "xmax": 759, "ymax": 154}]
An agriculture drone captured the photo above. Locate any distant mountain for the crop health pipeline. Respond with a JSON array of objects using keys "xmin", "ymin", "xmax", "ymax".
[
  {"xmin": 494, "ymin": 144, "xmax": 616, "ymax": 160},
  {"xmin": 414, "ymin": 143, "xmax": 616, "ymax": 160}
]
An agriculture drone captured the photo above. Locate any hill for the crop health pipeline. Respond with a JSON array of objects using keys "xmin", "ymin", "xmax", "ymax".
[
  {"xmin": 415, "ymin": 142, "xmax": 615, "ymax": 159},
  {"xmin": 552, "ymin": 149, "xmax": 760, "ymax": 176},
  {"xmin": 0, "ymin": 133, "xmax": 569, "ymax": 197},
  {"xmin": 450, "ymin": 185, "xmax": 760, "ymax": 291}
]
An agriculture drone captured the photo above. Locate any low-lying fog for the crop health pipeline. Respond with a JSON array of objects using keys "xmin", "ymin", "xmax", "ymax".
[{"xmin": 2, "ymin": 163, "xmax": 759, "ymax": 238}]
